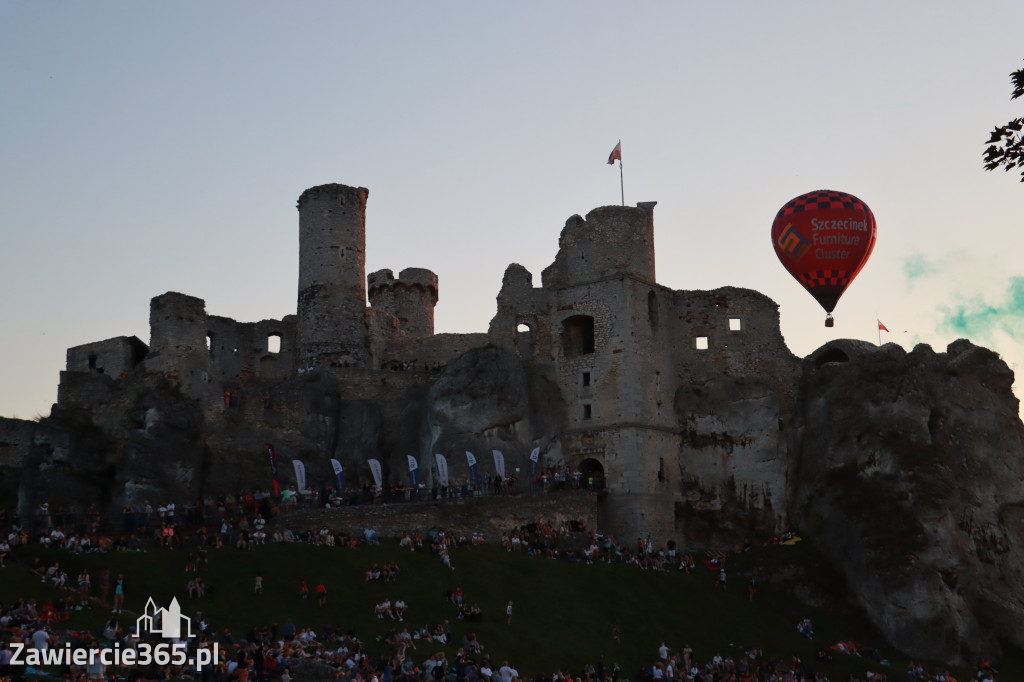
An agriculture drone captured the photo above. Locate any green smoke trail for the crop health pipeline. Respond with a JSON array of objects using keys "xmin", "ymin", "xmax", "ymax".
[
  {"xmin": 902, "ymin": 253, "xmax": 942, "ymax": 285},
  {"xmin": 940, "ymin": 276, "xmax": 1024, "ymax": 341}
]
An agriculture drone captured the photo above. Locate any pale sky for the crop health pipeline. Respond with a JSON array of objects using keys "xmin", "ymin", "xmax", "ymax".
[{"xmin": 2, "ymin": 1, "xmax": 1023, "ymax": 420}]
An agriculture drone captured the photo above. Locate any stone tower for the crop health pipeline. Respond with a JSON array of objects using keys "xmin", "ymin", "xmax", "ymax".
[
  {"xmin": 367, "ymin": 267, "xmax": 439, "ymax": 337},
  {"xmin": 144, "ymin": 291, "xmax": 210, "ymax": 395},
  {"xmin": 296, "ymin": 183, "xmax": 371, "ymax": 367}
]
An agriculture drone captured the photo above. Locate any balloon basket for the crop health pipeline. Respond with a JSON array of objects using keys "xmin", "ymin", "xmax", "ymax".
[{"xmin": 825, "ymin": 314, "xmax": 834, "ymax": 328}]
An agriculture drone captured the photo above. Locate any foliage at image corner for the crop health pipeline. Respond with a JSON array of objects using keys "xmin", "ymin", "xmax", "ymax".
[{"xmin": 984, "ymin": 62, "xmax": 1024, "ymax": 181}]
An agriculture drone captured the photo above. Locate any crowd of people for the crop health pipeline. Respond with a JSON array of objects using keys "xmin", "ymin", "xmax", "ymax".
[{"xmin": 0, "ymin": 499, "xmax": 1001, "ymax": 682}]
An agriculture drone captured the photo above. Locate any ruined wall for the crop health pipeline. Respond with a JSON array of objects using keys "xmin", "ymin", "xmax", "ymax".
[
  {"xmin": 666, "ymin": 285, "xmax": 800, "ymax": 545},
  {"xmin": 276, "ymin": 490, "xmax": 599, "ymax": 539},
  {"xmin": 667, "ymin": 287, "xmax": 797, "ymax": 383},
  {"xmin": 296, "ymin": 183, "xmax": 371, "ymax": 367},
  {"xmin": 66, "ymin": 336, "xmax": 148, "ymax": 378},
  {"xmin": 541, "ymin": 203, "xmax": 657, "ymax": 288},
  {"xmin": 384, "ymin": 333, "xmax": 489, "ymax": 371},
  {"xmin": 206, "ymin": 315, "xmax": 298, "ymax": 383},
  {"xmin": 143, "ymin": 292, "xmax": 210, "ymax": 395},
  {"xmin": 0, "ymin": 417, "xmax": 36, "ymax": 469}
]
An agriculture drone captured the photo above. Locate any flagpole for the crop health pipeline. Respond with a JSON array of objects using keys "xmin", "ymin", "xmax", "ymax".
[
  {"xmin": 876, "ymin": 314, "xmax": 881, "ymax": 346},
  {"xmin": 619, "ymin": 158, "xmax": 624, "ymax": 206}
]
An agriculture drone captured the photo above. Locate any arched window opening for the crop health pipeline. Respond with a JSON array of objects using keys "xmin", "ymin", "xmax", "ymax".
[{"xmin": 267, "ymin": 333, "xmax": 282, "ymax": 354}]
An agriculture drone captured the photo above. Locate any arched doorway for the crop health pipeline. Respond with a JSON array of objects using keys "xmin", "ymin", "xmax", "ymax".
[{"xmin": 579, "ymin": 457, "xmax": 605, "ymax": 491}]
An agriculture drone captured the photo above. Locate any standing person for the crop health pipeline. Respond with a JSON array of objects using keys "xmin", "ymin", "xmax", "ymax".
[
  {"xmin": 112, "ymin": 574, "xmax": 126, "ymax": 613},
  {"xmin": 718, "ymin": 567, "xmax": 727, "ymax": 591},
  {"xmin": 316, "ymin": 582, "xmax": 327, "ymax": 607},
  {"xmin": 31, "ymin": 625, "xmax": 50, "ymax": 653},
  {"xmin": 506, "ymin": 601, "xmax": 513, "ymax": 625},
  {"xmin": 78, "ymin": 568, "xmax": 91, "ymax": 606},
  {"xmin": 254, "ymin": 573, "xmax": 263, "ymax": 595}
]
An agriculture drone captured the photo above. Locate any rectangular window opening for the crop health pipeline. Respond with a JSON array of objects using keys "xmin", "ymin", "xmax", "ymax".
[
  {"xmin": 583, "ymin": 404, "xmax": 592, "ymax": 420},
  {"xmin": 582, "ymin": 372, "xmax": 591, "ymax": 387},
  {"xmin": 695, "ymin": 336, "xmax": 709, "ymax": 350},
  {"xmin": 729, "ymin": 317, "xmax": 742, "ymax": 331}
]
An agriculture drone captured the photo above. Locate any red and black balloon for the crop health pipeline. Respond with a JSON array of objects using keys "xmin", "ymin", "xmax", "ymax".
[{"xmin": 771, "ymin": 189, "xmax": 876, "ymax": 326}]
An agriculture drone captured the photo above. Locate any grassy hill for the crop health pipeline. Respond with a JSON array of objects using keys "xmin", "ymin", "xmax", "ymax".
[{"xmin": 1, "ymin": 537, "xmax": 1017, "ymax": 680}]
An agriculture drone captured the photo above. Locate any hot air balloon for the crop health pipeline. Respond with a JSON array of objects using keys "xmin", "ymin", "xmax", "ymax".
[{"xmin": 771, "ymin": 189, "xmax": 876, "ymax": 327}]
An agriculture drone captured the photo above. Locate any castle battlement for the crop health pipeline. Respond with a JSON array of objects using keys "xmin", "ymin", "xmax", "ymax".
[{"xmin": 368, "ymin": 267, "xmax": 439, "ymax": 338}]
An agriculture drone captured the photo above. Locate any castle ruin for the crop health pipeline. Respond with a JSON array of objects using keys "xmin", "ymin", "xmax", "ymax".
[{"xmin": 51, "ymin": 182, "xmax": 801, "ymax": 543}]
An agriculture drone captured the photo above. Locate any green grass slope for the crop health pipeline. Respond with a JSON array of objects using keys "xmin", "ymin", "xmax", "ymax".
[{"xmin": 1, "ymin": 539, "xmax": 1017, "ymax": 681}]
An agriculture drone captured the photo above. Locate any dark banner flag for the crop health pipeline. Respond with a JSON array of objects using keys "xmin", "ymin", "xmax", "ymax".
[{"xmin": 265, "ymin": 443, "xmax": 279, "ymax": 496}]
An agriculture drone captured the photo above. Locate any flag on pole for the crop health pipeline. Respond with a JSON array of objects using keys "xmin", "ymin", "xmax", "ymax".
[
  {"xmin": 434, "ymin": 454, "xmax": 449, "ymax": 487},
  {"xmin": 368, "ymin": 458, "xmax": 383, "ymax": 489},
  {"xmin": 465, "ymin": 451, "xmax": 478, "ymax": 484},
  {"xmin": 407, "ymin": 455, "xmax": 419, "ymax": 487},
  {"xmin": 330, "ymin": 458, "xmax": 344, "ymax": 492},
  {"xmin": 492, "ymin": 449, "xmax": 506, "ymax": 479},
  {"xmin": 607, "ymin": 140, "xmax": 621, "ymax": 165},
  {"xmin": 292, "ymin": 459, "xmax": 307, "ymax": 493},
  {"xmin": 878, "ymin": 320, "xmax": 889, "ymax": 332},
  {"xmin": 529, "ymin": 447, "xmax": 540, "ymax": 480}
]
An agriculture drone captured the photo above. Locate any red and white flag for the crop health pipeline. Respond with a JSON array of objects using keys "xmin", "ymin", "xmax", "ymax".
[
  {"xmin": 878, "ymin": 320, "xmax": 889, "ymax": 332},
  {"xmin": 607, "ymin": 140, "xmax": 621, "ymax": 165}
]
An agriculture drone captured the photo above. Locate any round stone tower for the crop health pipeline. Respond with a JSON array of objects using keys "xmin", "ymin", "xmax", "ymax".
[
  {"xmin": 367, "ymin": 267, "xmax": 439, "ymax": 337},
  {"xmin": 296, "ymin": 183, "xmax": 370, "ymax": 366}
]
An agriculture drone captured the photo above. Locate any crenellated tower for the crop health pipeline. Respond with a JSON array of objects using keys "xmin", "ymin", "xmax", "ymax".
[
  {"xmin": 367, "ymin": 267, "xmax": 439, "ymax": 337},
  {"xmin": 296, "ymin": 183, "xmax": 371, "ymax": 367}
]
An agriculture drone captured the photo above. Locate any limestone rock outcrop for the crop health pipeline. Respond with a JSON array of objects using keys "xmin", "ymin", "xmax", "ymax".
[{"xmin": 790, "ymin": 339, "xmax": 1024, "ymax": 663}]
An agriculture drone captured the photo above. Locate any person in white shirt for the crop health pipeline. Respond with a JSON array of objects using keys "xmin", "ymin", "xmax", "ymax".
[{"xmin": 31, "ymin": 626, "xmax": 50, "ymax": 652}]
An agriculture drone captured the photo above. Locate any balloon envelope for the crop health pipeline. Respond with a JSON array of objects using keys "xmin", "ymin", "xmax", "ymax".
[{"xmin": 771, "ymin": 189, "xmax": 876, "ymax": 321}]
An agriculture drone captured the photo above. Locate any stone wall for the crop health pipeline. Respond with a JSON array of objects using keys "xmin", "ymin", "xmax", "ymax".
[
  {"xmin": 0, "ymin": 417, "xmax": 37, "ymax": 469},
  {"xmin": 541, "ymin": 203, "xmax": 657, "ymax": 288},
  {"xmin": 206, "ymin": 315, "xmax": 298, "ymax": 383},
  {"xmin": 66, "ymin": 336, "xmax": 148, "ymax": 377},
  {"xmin": 273, "ymin": 490, "xmax": 599, "ymax": 539}
]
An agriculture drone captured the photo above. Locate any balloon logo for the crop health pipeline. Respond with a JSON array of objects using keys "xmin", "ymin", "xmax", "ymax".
[{"xmin": 771, "ymin": 189, "xmax": 876, "ymax": 327}]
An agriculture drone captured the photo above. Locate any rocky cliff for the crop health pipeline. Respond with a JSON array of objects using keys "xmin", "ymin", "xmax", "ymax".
[{"xmin": 790, "ymin": 339, "xmax": 1024, "ymax": 663}]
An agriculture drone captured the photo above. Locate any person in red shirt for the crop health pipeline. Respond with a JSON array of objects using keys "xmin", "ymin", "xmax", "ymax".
[{"xmin": 316, "ymin": 582, "xmax": 327, "ymax": 607}]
